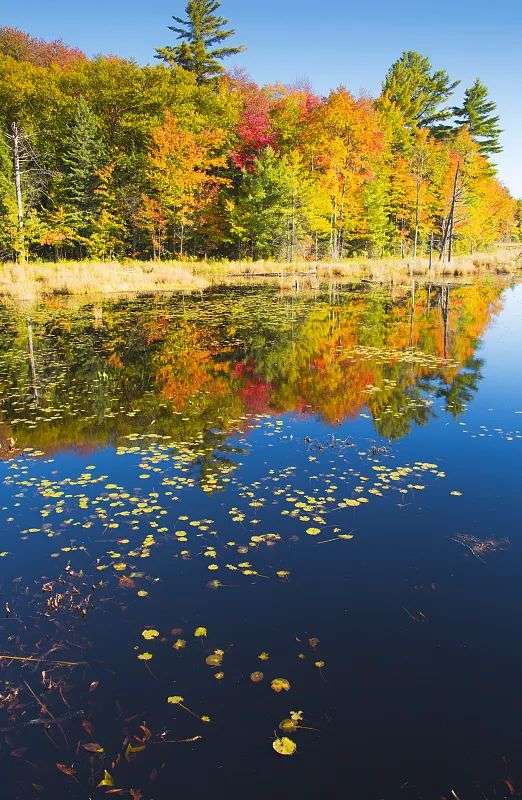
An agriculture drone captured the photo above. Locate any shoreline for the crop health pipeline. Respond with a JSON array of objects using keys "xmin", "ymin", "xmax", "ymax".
[{"xmin": 1, "ymin": 247, "xmax": 521, "ymax": 301}]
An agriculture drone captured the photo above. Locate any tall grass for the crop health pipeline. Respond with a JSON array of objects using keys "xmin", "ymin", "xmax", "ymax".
[
  {"xmin": 1, "ymin": 247, "xmax": 520, "ymax": 301},
  {"xmin": 0, "ymin": 261, "xmax": 208, "ymax": 301}
]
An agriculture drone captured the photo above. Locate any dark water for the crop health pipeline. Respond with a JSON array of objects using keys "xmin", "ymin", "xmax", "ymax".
[{"xmin": 0, "ymin": 280, "xmax": 521, "ymax": 800}]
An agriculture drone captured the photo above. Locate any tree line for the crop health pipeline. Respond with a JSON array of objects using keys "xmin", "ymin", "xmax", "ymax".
[{"xmin": 0, "ymin": 0, "xmax": 519, "ymax": 264}]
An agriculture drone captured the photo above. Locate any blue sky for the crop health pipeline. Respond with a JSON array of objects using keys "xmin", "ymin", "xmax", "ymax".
[{"xmin": 4, "ymin": 0, "xmax": 522, "ymax": 196}]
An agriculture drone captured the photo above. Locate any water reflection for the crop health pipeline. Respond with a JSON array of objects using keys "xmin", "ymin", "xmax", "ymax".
[{"xmin": 0, "ymin": 281, "xmax": 504, "ymax": 455}]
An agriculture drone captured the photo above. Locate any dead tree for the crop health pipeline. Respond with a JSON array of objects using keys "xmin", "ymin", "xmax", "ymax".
[
  {"xmin": 10, "ymin": 123, "xmax": 25, "ymax": 262},
  {"xmin": 439, "ymin": 162, "xmax": 461, "ymax": 264}
]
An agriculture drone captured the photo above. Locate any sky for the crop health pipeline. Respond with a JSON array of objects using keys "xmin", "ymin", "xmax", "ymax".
[{"xmin": 3, "ymin": 0, "xmax": 522, "ymax": 196}]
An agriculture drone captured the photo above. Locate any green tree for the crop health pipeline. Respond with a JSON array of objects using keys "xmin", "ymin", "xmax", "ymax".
[
  {"xmin": 381, "ymin": 51, "xmax": 459, "ymax": 136},
  {"xmin": 453, "ymin": 79, "xmax": 502, "ymax": 157},
  {"xmin": 0, "ymin": 129, "xmax": 16, "ymax": 257},
  {"xmin": 156, "ymin": 1, "xmax": 244, "ymax": 84},
  {"xmin": 58, "ymin": 97, "xmax": 105, "ymax": 245},
  {"xmin": 227, "ymin": 148, "xmax": 298, "ymax": 259}
]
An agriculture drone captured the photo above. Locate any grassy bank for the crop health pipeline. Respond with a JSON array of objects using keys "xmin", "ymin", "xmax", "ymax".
[
  {"xmin": 1, "ymin": 247, "xmax": 521, "ymax": 300},
  {"xmin": 0, "ymin": 260, "xmax": 208, "ymax": 301}
]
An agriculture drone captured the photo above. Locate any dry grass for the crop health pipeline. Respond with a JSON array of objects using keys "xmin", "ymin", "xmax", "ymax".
[
  {"xmin": 198, "ymin": 247, "xmax": 522, "ymax": 284},
  {"xmin": 0, "ymin": 260, "xmax": 208, "ymax": 301},
  {"xmin": 1, "ymin": 247, "xmax": 520, "ymax": 302},
  {"xmin": 317, "ymin": 247, "xmax": 522, "ymax": 283}
]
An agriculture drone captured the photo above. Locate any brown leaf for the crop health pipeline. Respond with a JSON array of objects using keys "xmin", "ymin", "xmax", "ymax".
[
  {"xmin": 56, "ymin": 763, "xmax": 76, "ymax": 778},
  {"xmin": 82, "ymin": 742, "xmax": 104, "ymax": 754},
  {"xmin": 119, "ymin": 576, "xmax": 136, "ymax": 589}
]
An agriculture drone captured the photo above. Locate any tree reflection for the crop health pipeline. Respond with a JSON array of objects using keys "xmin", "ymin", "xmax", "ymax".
[{"xmin": 0, "ymin": 281, "xmax": 504, "ymax": 457}]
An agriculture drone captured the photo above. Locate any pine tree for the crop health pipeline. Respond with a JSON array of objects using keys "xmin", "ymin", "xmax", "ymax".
[
  {"xmin": 59, "ymin": 98, "xmax": 105, "ymax": 242},
  {"xmin": 156, "ymin": 1, "xmax": 244, "ymax": 84},
  {"xmin": 381, "ymin": 51, "xmax": 459, "ymax": 137},
  {"xmin": 453, "ymin": 79, "xmax": 502, "ymax": 157}
]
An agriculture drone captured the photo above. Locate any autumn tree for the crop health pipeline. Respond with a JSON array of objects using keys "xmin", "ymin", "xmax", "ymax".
[
  {"xmin": 0, "ymin": 26, "xmax": 85, "ymax": 68},
  {"xmin": 146, "ymin": 110, "xmax": 228, "ymax": 256},
  {"xmin": 303, "ymin": 90, "xmax": 385, "ymax": 257},
  {"xmin": 156, "ymin": 1, "xmax": 244, "ymax": 83}
]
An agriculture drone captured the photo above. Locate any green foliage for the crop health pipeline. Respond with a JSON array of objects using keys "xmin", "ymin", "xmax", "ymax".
[
  {"xmin": 0, "ymin": 130, "xmax": 16, "ymax": 257},
  {"xmin": 156, "ymin": 0, "xmax": 244, "ymax": 84},
  {"xmin": 228, "ymin": 148, "xmax": 298, "ymax": 259},
  {"xmin": 453, "ymin": 79, "xmax": 502, "ymax": 157},
  {"xmin": 381, "ymin": 50, "xmax": 459, "ymax": 137}
]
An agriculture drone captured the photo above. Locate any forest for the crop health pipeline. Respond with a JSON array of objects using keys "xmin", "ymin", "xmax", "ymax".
[{"xmin": 0, "ymin": 0, "xmax": 520, "ymax": 265}]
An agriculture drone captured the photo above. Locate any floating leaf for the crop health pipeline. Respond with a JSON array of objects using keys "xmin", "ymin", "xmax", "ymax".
[
  {"xmin": 142, "ymin": 629, "xmax": 160, "ymax": 640},
  {"xmin": 205, "ymin": 652, "xmax": 223, "ymax": 667},
  {"xmin": 194, "ymin": 627, "xmax": 207, "ymax": 638},
  {"xmin": 125, "ymin": 742, "xmax": 146, "ymax": 761},
  {"xmin": 82, "ymin": 742, "xmax": 104, "ymax": 754},
  {"xmin": 271, "ymin": 678, "xmax": 291, "ymax": 693},
  {"xmin": 97, "ymin": 769, "xmax": 115, "ymax": 788},
  {"xmin": 272, "ymin": 736, "xmax": 297, "ymax": 756}
]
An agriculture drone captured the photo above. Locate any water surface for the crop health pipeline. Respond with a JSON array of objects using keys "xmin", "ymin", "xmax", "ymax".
[{"xmin": 1, "ymin": 280, "xmax": 521, "ymax": 799}]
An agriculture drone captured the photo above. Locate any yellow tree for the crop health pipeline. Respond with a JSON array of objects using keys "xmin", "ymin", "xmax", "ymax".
[
  {"xmin": 146, "ymin": 110, "xmax": 228, "ymax": 257},
  {"xmin": 302, "ymin": 89, "xmax": 385, "ymax": 258}
]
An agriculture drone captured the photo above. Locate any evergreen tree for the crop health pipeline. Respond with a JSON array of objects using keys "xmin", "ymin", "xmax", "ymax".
[
  {"xmin": 228, "ymin": 148, "xmax": 297, "ymax": 260},
  {"xmin": 59, "ymin": 98, "xmax": 105, "ymax": 242},
  {"xmin": 156, "ymin": 1, "xmax": 244, "ymax": 84},
  {"xmin": 381, "ymin": 51, "xmax": 459, "ymax": 137},
  {"xmin": 453, "ymin": 79, "xmax": 502, "ymax": 157}
]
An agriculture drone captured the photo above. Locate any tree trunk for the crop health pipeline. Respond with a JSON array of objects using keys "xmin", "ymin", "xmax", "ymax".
[
  {"xmin": 11, "ymin": 123, "xmax": 26, "ymax": 263},
  {"xmin": 414, "ymin": 177, "xmax": 420, "ymax": 258}
]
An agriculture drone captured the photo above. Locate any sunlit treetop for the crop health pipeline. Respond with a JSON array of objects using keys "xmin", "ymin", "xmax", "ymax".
[
  {"xmin": 155, "ymin": 0, "xmax": 245, "ymax": 84},
  {"xmin": 0, "ymin": 26, "xmax": 85, "ymax": 68}
]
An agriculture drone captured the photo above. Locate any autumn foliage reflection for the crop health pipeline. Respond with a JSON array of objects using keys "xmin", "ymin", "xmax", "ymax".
[{"xmin": 0, "ymin": 282, "xmax": 505, "ymax": 456}]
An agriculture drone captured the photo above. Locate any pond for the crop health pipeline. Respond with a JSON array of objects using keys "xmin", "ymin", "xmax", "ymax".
[{"xmin": 1, "ymin": 279, "xmax": 521, "ymax": 800}]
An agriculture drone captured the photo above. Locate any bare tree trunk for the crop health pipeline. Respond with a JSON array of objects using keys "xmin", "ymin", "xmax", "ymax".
[
  {"xmin": 439, "ymin": 163, "xmax": 460, "ymax": 264},
  {"xmin": 11, "ymin": 123, "xmax": 26, "ymax": 263},
  {"xmin": 179, "ymin": 223, "xmax": 185, "ymax": 258},
  {"xmin": 414, "ymin": 178, "xmax": 420, "ymax": 258}
]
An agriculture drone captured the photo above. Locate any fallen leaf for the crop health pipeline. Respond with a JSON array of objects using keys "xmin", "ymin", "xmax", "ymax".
[{"xmin": 272, "ymin": 736, "xmax": 297, "ymax": 756}]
